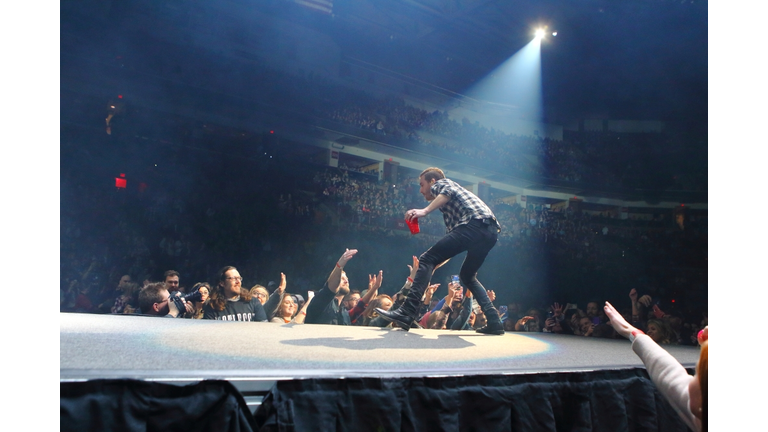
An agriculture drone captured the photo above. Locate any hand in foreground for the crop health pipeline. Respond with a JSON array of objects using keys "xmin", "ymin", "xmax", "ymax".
[
  {"xmin": 487, "ymin": 290, "xmax": 496, "ymax": 302},
  {"xmin": 427, "ymin": 283, "xmax": 440, "ymax": 295},
  {"xmin": 604, "ymin": 301, "xmax": 637, "ymax": 339},
  {"xmin": 652, "ymin": 304, "xmax": 666, "ymax": 319},
  {"xmin": 337, "ymin": 248, "xmax": 358, "ymax": 267}
]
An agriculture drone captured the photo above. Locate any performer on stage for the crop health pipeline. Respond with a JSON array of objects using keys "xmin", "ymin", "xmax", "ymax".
[{"xmin": 376, "ymin": 167, "xmax": 505, "ymax": 334}]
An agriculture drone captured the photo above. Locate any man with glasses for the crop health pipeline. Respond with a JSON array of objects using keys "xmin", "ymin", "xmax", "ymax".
[
  {"xmin": 137, "ymin": 282, "xmax": 192, "ymax": 317},
  {"xmin": 203, "ymin": 266, "xmax": 285, "ymax": 321}
]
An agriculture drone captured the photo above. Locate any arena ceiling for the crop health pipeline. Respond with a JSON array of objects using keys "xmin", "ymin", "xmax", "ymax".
[{"xmin": 61, "ymin": 0, "xmax": 708, "ymax": 127}]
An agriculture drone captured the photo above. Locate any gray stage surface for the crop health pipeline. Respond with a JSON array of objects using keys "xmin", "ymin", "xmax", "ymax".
[{"xmin": 61, "ymin": 312, "xmax": 700, "ymax": 388}]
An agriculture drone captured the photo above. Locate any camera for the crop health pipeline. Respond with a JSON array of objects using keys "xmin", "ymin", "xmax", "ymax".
[
  {"xmin": 451, "ymin": 275, "xmax": 459, "ymax": 284},
  {"xmin": 180, "ymin": 288, "xmax": 204, "ymax": 304}
]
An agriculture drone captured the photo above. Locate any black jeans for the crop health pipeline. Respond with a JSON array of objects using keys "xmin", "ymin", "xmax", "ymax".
[{"xmin": 404, "ymin": 218, "xmax": 499, "ymax": 316}]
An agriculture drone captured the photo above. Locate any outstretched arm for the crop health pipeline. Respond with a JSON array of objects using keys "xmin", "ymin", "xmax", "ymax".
[
  {"xmin": 293, "ymin": 297, "xmax": 312, "ymax": 324},
  {"xmin": 264, "ymin": 272, "xmax": 287, "ymax": 318},
  {"xmin": 360, "ymin": 271, "xmax": 383, "ymax": 305},
  {"xmin": 327, "ymin": 249, "xmax": 358, "ymax": 293}
]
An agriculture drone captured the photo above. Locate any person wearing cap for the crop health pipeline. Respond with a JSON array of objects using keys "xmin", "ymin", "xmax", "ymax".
[{"xmin": 376, "ymin": 167, "xmax": 504, "ymax": 334}]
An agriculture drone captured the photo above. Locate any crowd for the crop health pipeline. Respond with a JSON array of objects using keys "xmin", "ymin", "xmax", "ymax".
[
  {"xmin": 60, "ymin": 241, "xmax": 706, "ymax": 350},
  {"xmin": 61, "ymin": 160, "xmax": 706, "ymax": 342},
  {"xmin": 61, "ymin": 149, "xmax": 706, "ymax": 319}
]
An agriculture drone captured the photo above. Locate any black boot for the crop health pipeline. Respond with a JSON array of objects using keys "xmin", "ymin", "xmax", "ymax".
[
  {"xmin": 375, "ymin": 307, "xmax": 416, "ymax": 331},
  {"xmin": 476, "ymin": 307, "xmax": 505, "ymax": 335}
]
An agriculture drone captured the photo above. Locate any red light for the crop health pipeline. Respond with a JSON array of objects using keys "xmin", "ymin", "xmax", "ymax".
[
  {"xmin": 115, "ymin": 178, "xmax": 127, "ymax": 189},
  {"xmin": 671, "ymin": 299, "xmax": 675, "ymax": 303},
  {"xmin": 270, "ymin": 130, "xmax": 274, "ymax": 134},
  {"xmin": 120, "ymin": 173, "xmax": 125, "ymax": 178},
  {"xmin": 389, "ymin": 158, "xmax": 392, "ymax": 161},
  {"xmin": 681, "ymin": 204, "xmax": 685, "ymax": 207},
  {"xmin": 118, "ymin": 95, "xmax": 123, "ymax": 99}
]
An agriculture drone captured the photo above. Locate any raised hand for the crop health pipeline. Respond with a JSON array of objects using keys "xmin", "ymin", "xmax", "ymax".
[
  {"xmin": 447, "ymin": 282, "xmax": 459, "ymax": 300},
  {"xmin": 487, "ymin": 290, "xmax": 496, "ymax": 302},
  {"xmin": 337, "ymin": 248, "xmax": 358, "ymax": 268},
  {"xmin": 652, "ymin": 304, "xmax": 666, "ymax": 319},
  {"xmin": 638, "ymin": 295, "xmax": 652, "ymax": 307},
  {"xmin": 372, "ymin": 270, "xmax": 383, "ymax": 291},
  {"xmin": 278, "ymin": 272, "xmax": 287, "ymax": 293},
  {"xmin": 518, "ymin": 316, "xmax": 535, "ymax": 325},
  {"xmin": 406, "ymin": 256, "xmax": 419, "ymax": 279},
  {"xmin": 550, "ymin": 302, "xmax": 564, "ymax": 318},
  {"xmin": 629, "ymin": 288, "xmax": 638, "ymax": 303}
]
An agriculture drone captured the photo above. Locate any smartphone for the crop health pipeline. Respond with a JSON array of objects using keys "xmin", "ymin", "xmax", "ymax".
[
  {"xmin": 566, "ymin": 303, "xmax": 578, "ymax": 310},
  {"xmin": 451, "ymin": 275, "xmax": 459, "ymax": 284}
]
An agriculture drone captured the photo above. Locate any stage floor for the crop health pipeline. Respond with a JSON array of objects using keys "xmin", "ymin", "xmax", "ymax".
[{"xmin": 60, "ymin": 312, "xmax": 700, "ymax": 384}]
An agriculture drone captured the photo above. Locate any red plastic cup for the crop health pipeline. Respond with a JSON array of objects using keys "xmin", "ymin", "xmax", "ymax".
[{"xmin": 406, "ymin": 217, "xmax": 420, "ymax": 234}]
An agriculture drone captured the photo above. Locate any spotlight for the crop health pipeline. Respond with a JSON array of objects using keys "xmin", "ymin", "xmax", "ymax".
[
  {"xmin": 535, "ymin": 29, "xmax": 545, "ymax": 39},
  {"xmin": 552, "ymin": 31, "xmax": 558, "ymax": 36}
]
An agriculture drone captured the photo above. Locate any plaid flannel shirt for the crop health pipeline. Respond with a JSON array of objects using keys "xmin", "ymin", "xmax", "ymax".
[{"xmin": 431, "ymin": 178, "xmax": 497, "ymax": 233}]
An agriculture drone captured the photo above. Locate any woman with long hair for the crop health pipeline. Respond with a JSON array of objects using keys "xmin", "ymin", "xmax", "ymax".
[
  {"xmin": 271, "ymin": 294, "xmax": 298, "ymax": 323},
  {"xmin": 359, "ymin": 294, "xmax": 394, "ymax": 327},
  {"xmin": 111, "ymin": 282, "xmax": 140, "ymax": 314},
  {"xmin": 189, "ymin": 282, "xmax": 211, "ymax": 320},
  {"xmin": 646, "ymin": 318, "xmax": 676, "ymax": 345}
]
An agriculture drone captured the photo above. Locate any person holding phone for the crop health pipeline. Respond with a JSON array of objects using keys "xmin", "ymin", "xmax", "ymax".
[{"xmin": 376, "ymin": 167, "xmax": 504, "ymax": 335}]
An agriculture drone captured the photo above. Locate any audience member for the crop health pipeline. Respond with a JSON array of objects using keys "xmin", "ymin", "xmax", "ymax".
[
  {"xmin": 203, "ymin": 266, "xmax": 269, "ymax": 321},
  {"xmin": 604, "ymin": 301, "xmax": 706, "ymax": 431},
  {"xmin": 137, "ymin": 282, "xmax": 193, "ymax": 318},
  {"xmin": 110, "ymin": 281, "xmax": 140, "ymax": 315},
  {"xmin": 250, "ymin": 285, "xmax": 269, "ymax": 305},
  {"xmin": 305, "ymin": 249, "xmax": 358, "ymax": 326},
  {"xmin": 271, "ymin": 295, "xmax": 299, "ymax": 323},
  {"xmin": 646, "ymin": 318, "xmax": 677, "ymax": 345},
  {"xmin": 189, "ymin": 282, "xmax": 211, "ymax": 319},
  {"xmin": 164, "ymin": 270, "xmax": 181, "ymax": 293}
]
